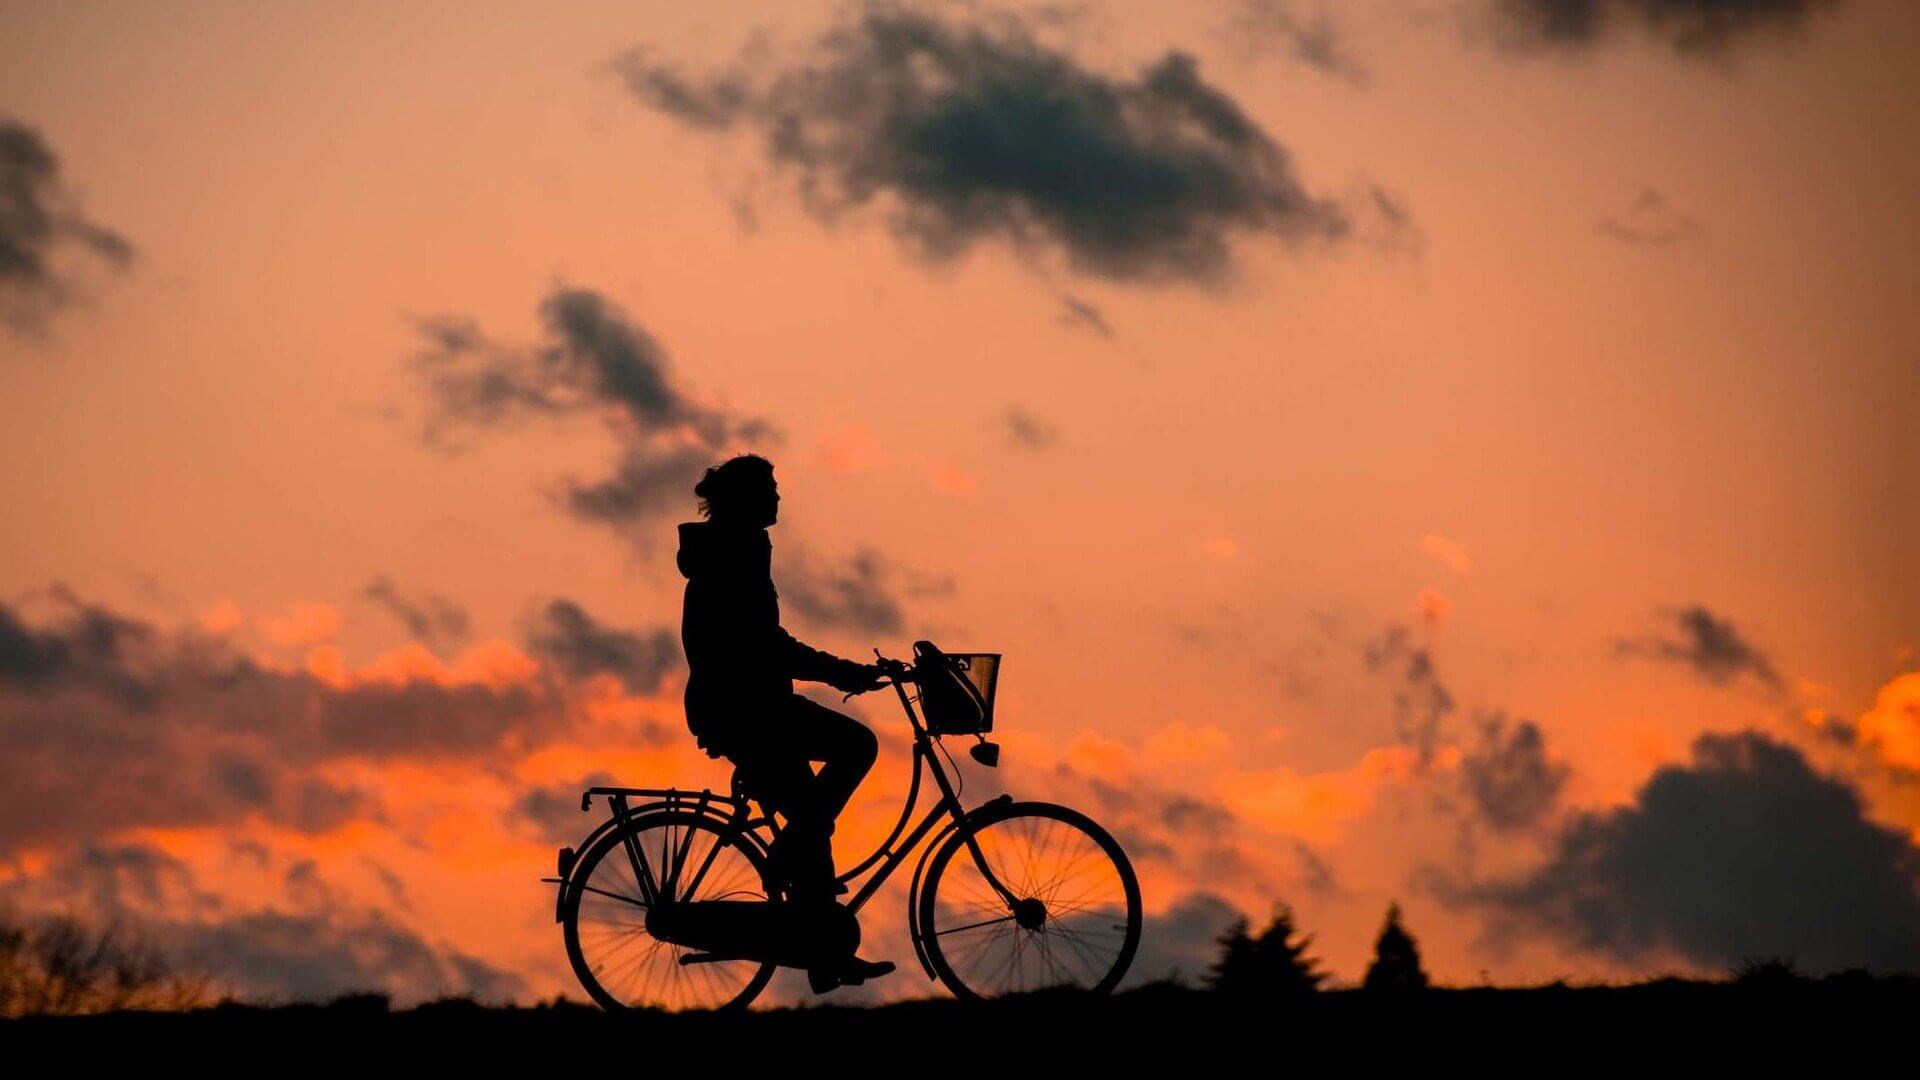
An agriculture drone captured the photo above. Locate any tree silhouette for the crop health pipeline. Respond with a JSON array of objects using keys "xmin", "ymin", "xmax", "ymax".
[
  {"xmin": 1363, "ymin": 902, "xmax": 1429, "ymax": 993},
  {"xmin": 1205, "ymin": 903, "xmax": 1324, "ymax": 997}
]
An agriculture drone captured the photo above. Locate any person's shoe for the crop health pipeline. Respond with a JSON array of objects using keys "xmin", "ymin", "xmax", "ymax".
[
  {"xmin": 838, "ymin": 956, "xmax": 895, "ymax": 985},
  {"xmin": 806, "ymin": 956, "xmax": 896, "ymax": 994}
]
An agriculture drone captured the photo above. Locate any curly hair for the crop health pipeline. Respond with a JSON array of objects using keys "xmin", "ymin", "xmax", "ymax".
[{"xmin": 694, "ymin": 453, "xmax": 775, "ymax": 520}]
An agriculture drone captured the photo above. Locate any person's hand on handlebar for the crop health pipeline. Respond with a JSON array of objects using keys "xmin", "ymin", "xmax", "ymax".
[{"xmin": 835, "ymin": 661, "xmax": 893, "ymax": 697}]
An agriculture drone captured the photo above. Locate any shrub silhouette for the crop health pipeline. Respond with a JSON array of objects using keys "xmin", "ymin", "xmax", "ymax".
[
  {"xmin": 1363, "ymin": 902, "xmax": 1429, "ymax": 993},
  {"xmin": 1734, "ymin": 956, "xmax": 1806, "ymax": 988},
  {"xmin": 1205, "ymin": 903, "xmax": 1324, "ymax": 996},
  {"xmin": 0, "ymin": 911, "xmax": 210, "ymax": 1017}
]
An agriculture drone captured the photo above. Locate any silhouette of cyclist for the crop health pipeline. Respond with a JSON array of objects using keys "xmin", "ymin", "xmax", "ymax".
[{"xmin": 676, "ymin": 453, "xmax": 895, "ymax": 991}]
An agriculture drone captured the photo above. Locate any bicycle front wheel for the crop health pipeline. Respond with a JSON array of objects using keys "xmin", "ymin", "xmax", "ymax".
[
  {"xmin": 917, "ymin": 800, "xmax": 1141, "ymax": 998},
  {"xmin": 562, "ymin": 809, "xmax": 776, "ymax": 1011}
]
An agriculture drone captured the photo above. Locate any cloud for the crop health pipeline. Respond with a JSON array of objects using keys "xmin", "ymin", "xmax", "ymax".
[
  {"xmin": 615, "ymin": 6, "xmax": 1404, "ymax": 284},
  {"xmin": 0, "ymin": 586, "xmax": 154, "ymax": 704},
  {"xmin": 1222, "ymin": 0, "xmax": 1368, "ymax": 83},
  {"xmin": 1491, "ymin": 0, "xmax": 1839, "ymax": 56},
  {"xmin": 0, "ymin": 118, "xmax": 134, "ymax": 333},
  {"xmin": 1057, "ymin": 293, "xmax": 1113, "ymax": 337},
  {"xmin": 775, "ymin": 546, "xmax": 907, "ymax": 635},
  {"xmin": 0, "ymin": 843, "xmax": 524, "ymax": 1004},
  {"xmin": 411, "ymin": 286, "xmax": 772, "ymax": 535},
  {"xmin": 507, "ymin": 771, "xmax": 618, "ymax": 842},
  {"xmin": 525, "ymin": 599, "xmax": 681, "ymax": 694},
  {"xmin": 1462, "ymin": 731, "xmax": 1920, "ymax": 974},
  {"xmin": 1127, "ymin": 891, "xmax": 1244, "ymax": 985},
  {"xmin": 1855, "ymin": 671, "xmax": 1920, "ymax": 774},
  {"xmin": 1363, "ymin": 625, "xmax": 1456, "ymax": 766},
  {"xmin": 1459, "ymin": 712, "xmax": 1569, "ymax": 831},
  {"xmin": 361, "ymin": 576, "xmax": 471, "ymax": 648},
  {"xmin": 1616, "ymin": 605, "xmax": 1782, "ymax": 691},
  {"xmin": 0, "ymin": 594, "xmax": 569, "ymax": 855},
  {"xmin": 1598, "ymin": 188, "xmax": 1700, "ymax": 246},
  {"xmin": 1419, "ymin": 533, "xmax": 1472, "ymax": 575},
  {"xmin": 1004, "ymin": 404, "xmax": 1059, "ymax": 449}
]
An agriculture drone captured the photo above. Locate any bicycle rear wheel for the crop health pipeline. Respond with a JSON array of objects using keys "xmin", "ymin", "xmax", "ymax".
[
  {"xmin": 562, "ymin": 809, "xmax": 776, "ymax": 1011},
  {"xmin": 917, "ymin": 800, "xmax": 1141, "ymax": 998}
]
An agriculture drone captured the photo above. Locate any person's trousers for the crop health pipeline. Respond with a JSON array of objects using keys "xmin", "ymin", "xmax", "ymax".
[{"xmin": 726, "ymin": 695, "xmax": 879, "ymax": 904}]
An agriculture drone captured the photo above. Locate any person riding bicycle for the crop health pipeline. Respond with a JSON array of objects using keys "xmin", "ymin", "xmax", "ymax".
[{"xmin": 676, "ymin": 452, "xmax": 896, "ymax": 992}]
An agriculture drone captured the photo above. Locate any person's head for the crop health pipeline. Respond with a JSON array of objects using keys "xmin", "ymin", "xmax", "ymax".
[{"xmin": 694, "ymin": 453, "xmax": 779, "ymax": 527}]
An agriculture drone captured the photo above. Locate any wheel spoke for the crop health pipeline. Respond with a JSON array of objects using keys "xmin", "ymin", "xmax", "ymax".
[
  {"xmin": 566, "ymin": 814, "xmax": 774, "ymax": 1011},
  {"xmin": 923, "ymin": 805, "xmax": 1139, "ymax": 999}
]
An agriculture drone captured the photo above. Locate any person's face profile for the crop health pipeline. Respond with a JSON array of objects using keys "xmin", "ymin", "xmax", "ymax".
[{"xmin": 759, "ymin": 475, "xmax": 780, "ymax": 527}]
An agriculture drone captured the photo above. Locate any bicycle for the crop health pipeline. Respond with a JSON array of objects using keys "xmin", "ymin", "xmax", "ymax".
[{"xmin": 545, "ymin": 640, "xmax": 1142, "ymax": 1010}]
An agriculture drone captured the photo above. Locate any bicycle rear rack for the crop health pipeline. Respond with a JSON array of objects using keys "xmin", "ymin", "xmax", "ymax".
[
  {"xmin": 552, "ymin": 785, "xmax": 764, "ymax": 923},
  {"xmin": 579, "ymin": 784, "xmax": 752, "ymax": 815}
]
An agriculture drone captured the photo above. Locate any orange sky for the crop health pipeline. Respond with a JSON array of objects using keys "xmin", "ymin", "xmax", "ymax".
[{"xmin": 2, "ymin": 0, "xmax": 1917, "ymax": 1004}]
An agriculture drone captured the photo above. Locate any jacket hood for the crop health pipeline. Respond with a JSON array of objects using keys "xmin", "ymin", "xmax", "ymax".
[{"xmin": 677, "ymin": 520, "xmax": 770, "ymax": 580}]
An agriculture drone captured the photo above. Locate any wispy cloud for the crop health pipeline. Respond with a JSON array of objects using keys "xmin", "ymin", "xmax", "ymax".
[
  {"xmin": 1222, "ymin": 0, "xmax": 1368, "ymax": 84},
  {"xmin": 0, "ymin": 118, "xmax": 134, "ymax": 334},
  {"xmin": 410, "ymin": 285, "xmax": 773, "ymax": 539},
  {"xmin": 1616, "ymin": 605, "xmax": 1782, "ymax": 691},
  {"xmin": 362, "ymin": 576, "xmax": 471, "ymax": 649},
  {"xmin": 614, "ymin": 6, "xmax": 1408, "ymax": 284},
  {"xmin": 1598, "ymin": 188, "xmax": 1700, "ymax": 246},
  {"xmin": 1490, "ymin": 0, "xmax": 1841, "ymax": 57}
]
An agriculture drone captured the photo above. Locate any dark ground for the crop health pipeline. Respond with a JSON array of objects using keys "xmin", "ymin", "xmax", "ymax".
[{"xmin": 5, "ymin": 978, "xmax": 1911, "ymax": 1067}]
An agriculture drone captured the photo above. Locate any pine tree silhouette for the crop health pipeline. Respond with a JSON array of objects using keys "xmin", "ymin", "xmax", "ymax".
[
  {"xmin": 1206, "ymin": 903, "xmax": 1324, "ymax": 997},
  {"xmin": 1362, "ymin": 902, "xmax": 1429, "ymax": 993}
]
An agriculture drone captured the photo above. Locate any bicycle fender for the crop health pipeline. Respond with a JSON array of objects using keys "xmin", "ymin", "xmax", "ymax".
[
  {"xmin": 905, "ymin": 794, "xmax": 1014, "ymax": 979},
  {"xmin": 554, "ymin": 798, "xmax": 763, "ymax": 922}
]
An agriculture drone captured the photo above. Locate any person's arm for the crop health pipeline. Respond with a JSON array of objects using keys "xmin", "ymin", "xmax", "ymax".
[{"xmin": 775, "ymin": 626, "xmax": 881, "ymax": 693}]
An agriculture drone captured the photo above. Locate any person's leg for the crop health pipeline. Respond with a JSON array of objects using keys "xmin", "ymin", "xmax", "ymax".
[
  {"xmin": 732, "ymin": 697, "xmax": 878, "ymax": 903},
  {"xmin": 779, "ymin": 695, "xmax": 880, "ymax": 826},
  {"xmin": 727, "ymin": 750, "xmax": 822, "ymax": 896}
]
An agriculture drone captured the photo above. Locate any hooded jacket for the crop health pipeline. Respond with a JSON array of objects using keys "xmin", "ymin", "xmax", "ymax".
[{"xmin": 677, "ymin": 520, "xmax": 871, "ymax": 758}]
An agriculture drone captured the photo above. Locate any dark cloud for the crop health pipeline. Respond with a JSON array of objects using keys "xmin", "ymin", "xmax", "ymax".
[
  {"xmin": 1126, "ymin": 890, "xmax": 1244, "ymax": 986},
  {"xmin": 526, "ymin": 599, "xmax": 680, "ymax": 694},
  {"xmin": 0, "ymin": 843, "xmax": 523, "ymax": 1004},
  {"xmin": 314, "ymin": 676, "xmax": 550, "ymax": 759},
  {"xmin": 1617, "ymin": 605, "xmax": 1782, "ymax": 691},
  {"xmin": 1223, "ymin": 0, "xmax": 1368, "ymax": 83},
  {"xmin": 775, "ymin": 547, "xmax": 906, "ymax": 635},
  {"xmin": 1057, "ymin": 294, "xmax": 1113, "ymax": 337},
  {"xmin": 562, "ymin": 442, "xmax": 720, "ymax": 531},
  {"xmin": 361, "ymin": 576, "xmax": 471, "ymax": 648},
  {"xmin": 1493, "ymin": 0, "xmax": 1838, "ymax": 56},
  {"xmin": 1051, "ymin": 763, "xmax": 1277, "ymax": 899},
  {"xmin": 1004, "ymin": 404, "xmax": 1059, "ymax": 449},
  {"xmin": 1460, "ymin": 712, "xmax": 1570, "ymax": 831},
  {"xmin": 411, "ymin": 286, "xmax": 772, "ymax": 535},
  {"xmin": 1290, "ymin": 840, "xmax": 1343, "ymax": 898},
  {"xmin": 1463, "ymin": 732, "xmax": 1920, "ymax": 974},
  {"xmin": 1598, "ymin": 188, "xmax": 1700, "ymax": 246},
  {"xmin": 0, "ymin": 118, "xmax": 134, "ymax": 333},
  {"xmin": 1363, "ymin": 625, "xmax": 1456, "ymax": 766},
  {"xmin": 508, "ymin": 772, "xmax": 618, "ymax": 842},
  {"xmin": 616, "ymin": 7, "xmax": 1404, "ymax": 284},
  {"xmin": 0, "ymin": 594, "xmax": 567, "ymax": 855},
  {"xmin": 0, "ymin": 587, "xmax": 154, "ymax": 704}
]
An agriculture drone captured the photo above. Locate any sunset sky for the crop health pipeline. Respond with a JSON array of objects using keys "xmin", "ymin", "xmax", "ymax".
[{"xmin": 3, "ymin": 0, "xmax": 1917, "ymax": 1004}]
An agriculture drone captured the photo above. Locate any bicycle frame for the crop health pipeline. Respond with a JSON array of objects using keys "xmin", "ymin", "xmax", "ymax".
[{"xmin": 558, "ymin": 672, "xmax": 1019, "ymax": 973}]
